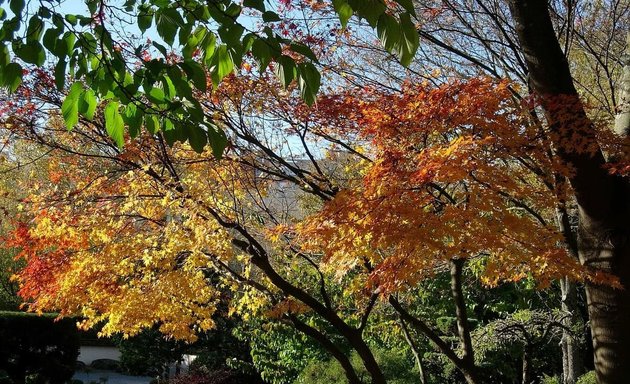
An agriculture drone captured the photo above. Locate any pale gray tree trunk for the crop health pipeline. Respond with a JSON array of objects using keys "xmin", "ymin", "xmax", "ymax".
[{"xmin": 614, "ymin": 33, "xmax": 630, "ymax": 137}]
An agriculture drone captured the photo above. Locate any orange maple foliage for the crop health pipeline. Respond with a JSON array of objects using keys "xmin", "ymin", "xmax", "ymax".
[{"xmin": 294, "ymin": 77, "xmax": 611, "ymax": 293}]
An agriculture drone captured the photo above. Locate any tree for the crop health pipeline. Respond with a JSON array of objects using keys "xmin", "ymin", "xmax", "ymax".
[
  {"xmin": 3, "ymin": 67, "xmax": 608, "ymax": 384},
  {"xmin": 506, "ymin": 2, "xmax": 630, "ymax": 382},
  {"xmin": 0, "ymin": 0, "xmax": 417, "ymax": 154},
  {"xmin": 1, "ymin": 0, "xmax": 629, "ymax": 382}
]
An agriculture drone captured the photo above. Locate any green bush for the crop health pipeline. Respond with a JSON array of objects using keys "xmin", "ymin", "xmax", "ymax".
[
  {"xmin": 541, "ymin": 374, "xmax": 560, "ymax": 384},
  {"xmin": 0, "ymin": 311, "xmax": 79, "ymax": 384},
  {"xmin": 577, "ymin": 371, "xmax": 597, "ymax": 384},
  {"xmin": 294, "ymin": 347, "xmax": 418, "ymax": 384}
]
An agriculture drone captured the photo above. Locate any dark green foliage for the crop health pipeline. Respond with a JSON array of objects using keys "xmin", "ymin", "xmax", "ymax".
[
  {"xmin": 168, "ymin": 369, "xmax": 263, "ymax": 384},
  {"xmin": 0, "ymin": 311, "xmax": 79, "ymax": 384},
  {"xmin": 118, "ymin": 328, "xmax": 185, "ymax": 376},
  {"xmin": 234, "ymin": 321, "xmax": 330, "ymax": 384},
  {"xmin": 187, "ymin": 320, "xmax": 252, "ymax": 373},
  {"xmin": 119, "ymin": 316, "xmax": 255, "ymax": 378},
  {"xmin": 0, "ymin": 249, "xmax": 22, "ymax": 311},
  {"xmin": 77, "ymin": 327, "xmax": 117, "ymax": 347},
  {"xmin": 294, "ymin": 347, "xmax": 418, "ymax": 384},
  {"xmin": 89, "ymin": 359, "xmax": 121, "ymax": 372}
]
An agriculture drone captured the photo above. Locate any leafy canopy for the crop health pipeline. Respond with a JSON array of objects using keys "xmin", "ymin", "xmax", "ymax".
[{"xmin": 0, "ymin": 0, "xmax": 419, "ymax": 154}]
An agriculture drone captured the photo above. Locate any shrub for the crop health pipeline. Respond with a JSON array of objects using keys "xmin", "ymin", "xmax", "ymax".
[
  {"xmin": 577, "ymin": 371, "xmax": 597, "ymax": 384},
  {"xmin": 90, "ymin": 359, "xmax": 121, "ymax": 372},
  {"xmin": 541, "ymin": 375, "xmax": 560, "ymax": 384},
  {"xmin": 294, "ymin": 347, "xmax": 417, "ymax": 384},
  {"xmin": 0, "ymin": 311, "xmax": 79, "ymax": 384},
  {"xmin": 168, "ymin": 369, "xmax": 263, "ymax": 384}
]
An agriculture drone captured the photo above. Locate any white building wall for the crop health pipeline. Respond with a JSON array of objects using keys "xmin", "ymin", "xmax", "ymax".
[{"xmin": 77, "ymin": 346, "xmax": 122, "ymax": 365}]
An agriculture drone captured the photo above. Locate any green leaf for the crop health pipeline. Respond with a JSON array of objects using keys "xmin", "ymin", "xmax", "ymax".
[
  {"xmin": 0, "ymin": 44, "xmax": 9, "ymax": 67},
  {"xmin": 210, "ymin": 45, "xmax": 233, "ymax": 86},
  {"xmin": 124, "ymin": 103, "xmax": 144, "ymax": 138},
  {"xmin": 37, "ymin": 6, "xmax": 51, "ymax": 19},
  {"xmin": 332, "ymin": 0, "xmax": 353, "ymax": 29},
  {"xmin": 201, "ymin": 32, "xmax": 217, "ymax": 65},
  {"xmin": 161, "ymin": 75, "xmax": 176, "ymax": 99},
  {"xmin": 180, "ymin": 60, "xmax": 207, "ymax": 91},
  {"xmin": 10, "ymin": 0, "xmax": 25, "ymax": 16},
  {"xmin": 394, "ymin": 0, "xmax": 416, "ymax": 15},
  {"xmin": 399, "ymin": 13, "xmax": 419, "ymax": 67},
  {"xmin": 43, "ymin": 28, "xmax": 61, "ymax": 54},
  {"xmin": 348, "ymin": 0, "xmax": 386, "ymax": 27},
  {"xmin": 274, "ymin": 55, "xmax": 296, "ymax": 88},
  {"xmin": 207, "ymin": 124, "xmax": 228, "ymax": 158},
  {"xmin": 218, "ymin": 23, "xmax": 244, "ymax": 47},
  {"xmin": 243, "ymin": 0, "xmax": 265, "ymax": 12},
  {"xmin": 54, "ymin": 59, "xmax": 66, "ymax": 90},
  {"xmin": 289, "ymin": 42, "xmax": 318, "ymax": 63},
  {"xmin": 377, "ymin": 13, "xmax": 400, "ymax": 52},
  {"xmin": 182, "ymin": 26, "xmax": 206, "ymax": 59},
  {"xmin": 167, "ymin": 65, "xmax": 193, "ymax": 100},
  {"xmin": 152, "ymin": 41, "xmax": 168, "ymax": 57},
  {"xmin": 61, "ymin": 82, "xmax": 83, "ymax": 130},
  {"xmin": 147, "ymin": 87, "xmax": 166, "ymax": 103},
  {"xmin": 64, "ymin": 14, "xmax": 78, "ymax": 26},
  {"xmin": 162, "ymin": 120, "xmax": 179, "ymax": 146},
  {"xmin": 78, "ymin": 89, "xmax": 97, "ymax": 120},
  {"xmin": 297, "ymin": 62, "xmax": 320, "ymax": 106},
  {"xmin": 14, "ymin": 41, "xmax": 45, "ymax": 66},
  {"xmin": 251, "ymin": 38, "xmax": 272, "ymax": 72},
  {"xmin": 156, "ymin": 8, "xmax": 183, "ymax": 46},
  {"xmin": 145, "ymin": 114, "xmax": 159, "ymax": 134},
  {"xmin": 225, "ymin": 3, "xmax": 242, "ymax": 17},
  {"xmin": 104, "ymin": 101, "xmax": 125, "ymax": 148},
  {"xmin": 26, "ymin": 17, "xmax": 44, "ymax": 42},
  {"xmin": 0, "ymin": 62, "xmax": 22, "ymax": 93},
  {"xmin": 262, "ymin": 11, "xmax": 281, "ymax": 22},
  {"xmin": 138, "ymin": 10, "xmax": 153, "ymax": 33},
  {"xmin": 187, "ymin": 125, "xmax": 207, "ymax": 153}
]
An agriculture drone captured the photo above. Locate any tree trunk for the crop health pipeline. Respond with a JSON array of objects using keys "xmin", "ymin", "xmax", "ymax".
[
  {"xmin": 508, "ymin": 1, "xmax": 630, "ymax": 382},
  {"xmin": 389, "ymin": 297, "xmax": 481, "ymax": 384},
  {"xmin": 449, "ymin": 258, "xmax": 479, "ymax": 384},
  {"xmin": 556, "ymin": 206, "xmax": 584, "ymax": 384},
  {"xmin": 560, "ymin": 278, "xmax": 583, "ymax": 384},
  {"xmin": 250, "ymin": 256, "xmax": 387, "ymax": 384},
  {"xmin": 522, "ymin": 345, "xmax": 532, "ymax": 384},
  {"xmin": 614, "ymin": 33, "xmax": 630, "ymax": 137},
  {"xmin": 290, "ymin": 315, "xmax": 363, "ymax": 384},
  {"xmin": 399, "ymin": 318, "xmax": 428, "ymax": 384}
]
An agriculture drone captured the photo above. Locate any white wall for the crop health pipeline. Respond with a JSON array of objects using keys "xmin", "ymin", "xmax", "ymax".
[{"xmin": 77, "ymin": 346, "xmax": 121, "ymax": 365}]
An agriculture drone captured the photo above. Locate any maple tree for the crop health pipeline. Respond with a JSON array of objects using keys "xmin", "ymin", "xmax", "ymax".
[
  {"xmin": 0, "ymin": 0, "xmax": 629, "ymax": 383},
  {"xmin": 1, "ymin": 63, "xmax": 616, "ymax": 384}
]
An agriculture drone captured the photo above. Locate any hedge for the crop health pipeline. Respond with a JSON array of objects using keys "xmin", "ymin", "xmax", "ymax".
[{"xmin": 0, "ymin": 311, "xmax": 80, "ymax": 384}]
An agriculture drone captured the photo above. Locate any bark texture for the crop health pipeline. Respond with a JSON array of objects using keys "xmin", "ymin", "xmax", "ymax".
[
  {"xmin": 556, "ymin": 206, "xmax": 585, "ymax": 384},
  {"xmin": 508, "ymin": 1, "xmax": 630, "ymax": 382}
]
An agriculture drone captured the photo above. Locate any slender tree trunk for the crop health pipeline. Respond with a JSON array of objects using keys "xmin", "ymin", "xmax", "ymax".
[
  {"xmin": 560, "ymin": 278, "xmax": 583, "ymax": 384},
  {"xmin": 614, "ymin": 33, "xmax": 630, "ymax": 138},
  {"xmin": 508, "ymin": 1, "xmax": 630, "ymax": 382},
  {"xmin": 522, "ymin": 345, "xmax": 532, "ymax": 384},
  {"xmin": 556, "ymin": 206, "xmax": 584, "ymax": 384},
  {"xmin": 290, "ymin": 315, "xmax": 363, "ymax": 384},
  {"xmin": 449, "ymin": 258, "xmax": 479, "ymax": 384},
  {"xmin": 250, "ymin": 256, "xmax": 387, "ymax": 384},
  {"xmin": 389, "ymin": 297, "xmax": 480, "ymax": 384},
  {"xmin": 399, "ymin": 318, "xmax": 428, "ymax": 384}
]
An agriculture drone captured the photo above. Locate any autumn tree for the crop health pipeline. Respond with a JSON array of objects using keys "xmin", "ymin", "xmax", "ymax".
[
  {"xmin": 1, "ymin": 64, "xmax": 608, "ymax": 384},
  {"xmin": 1, "ymin": 0, "xmax": 630, "ymax": 383}
]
